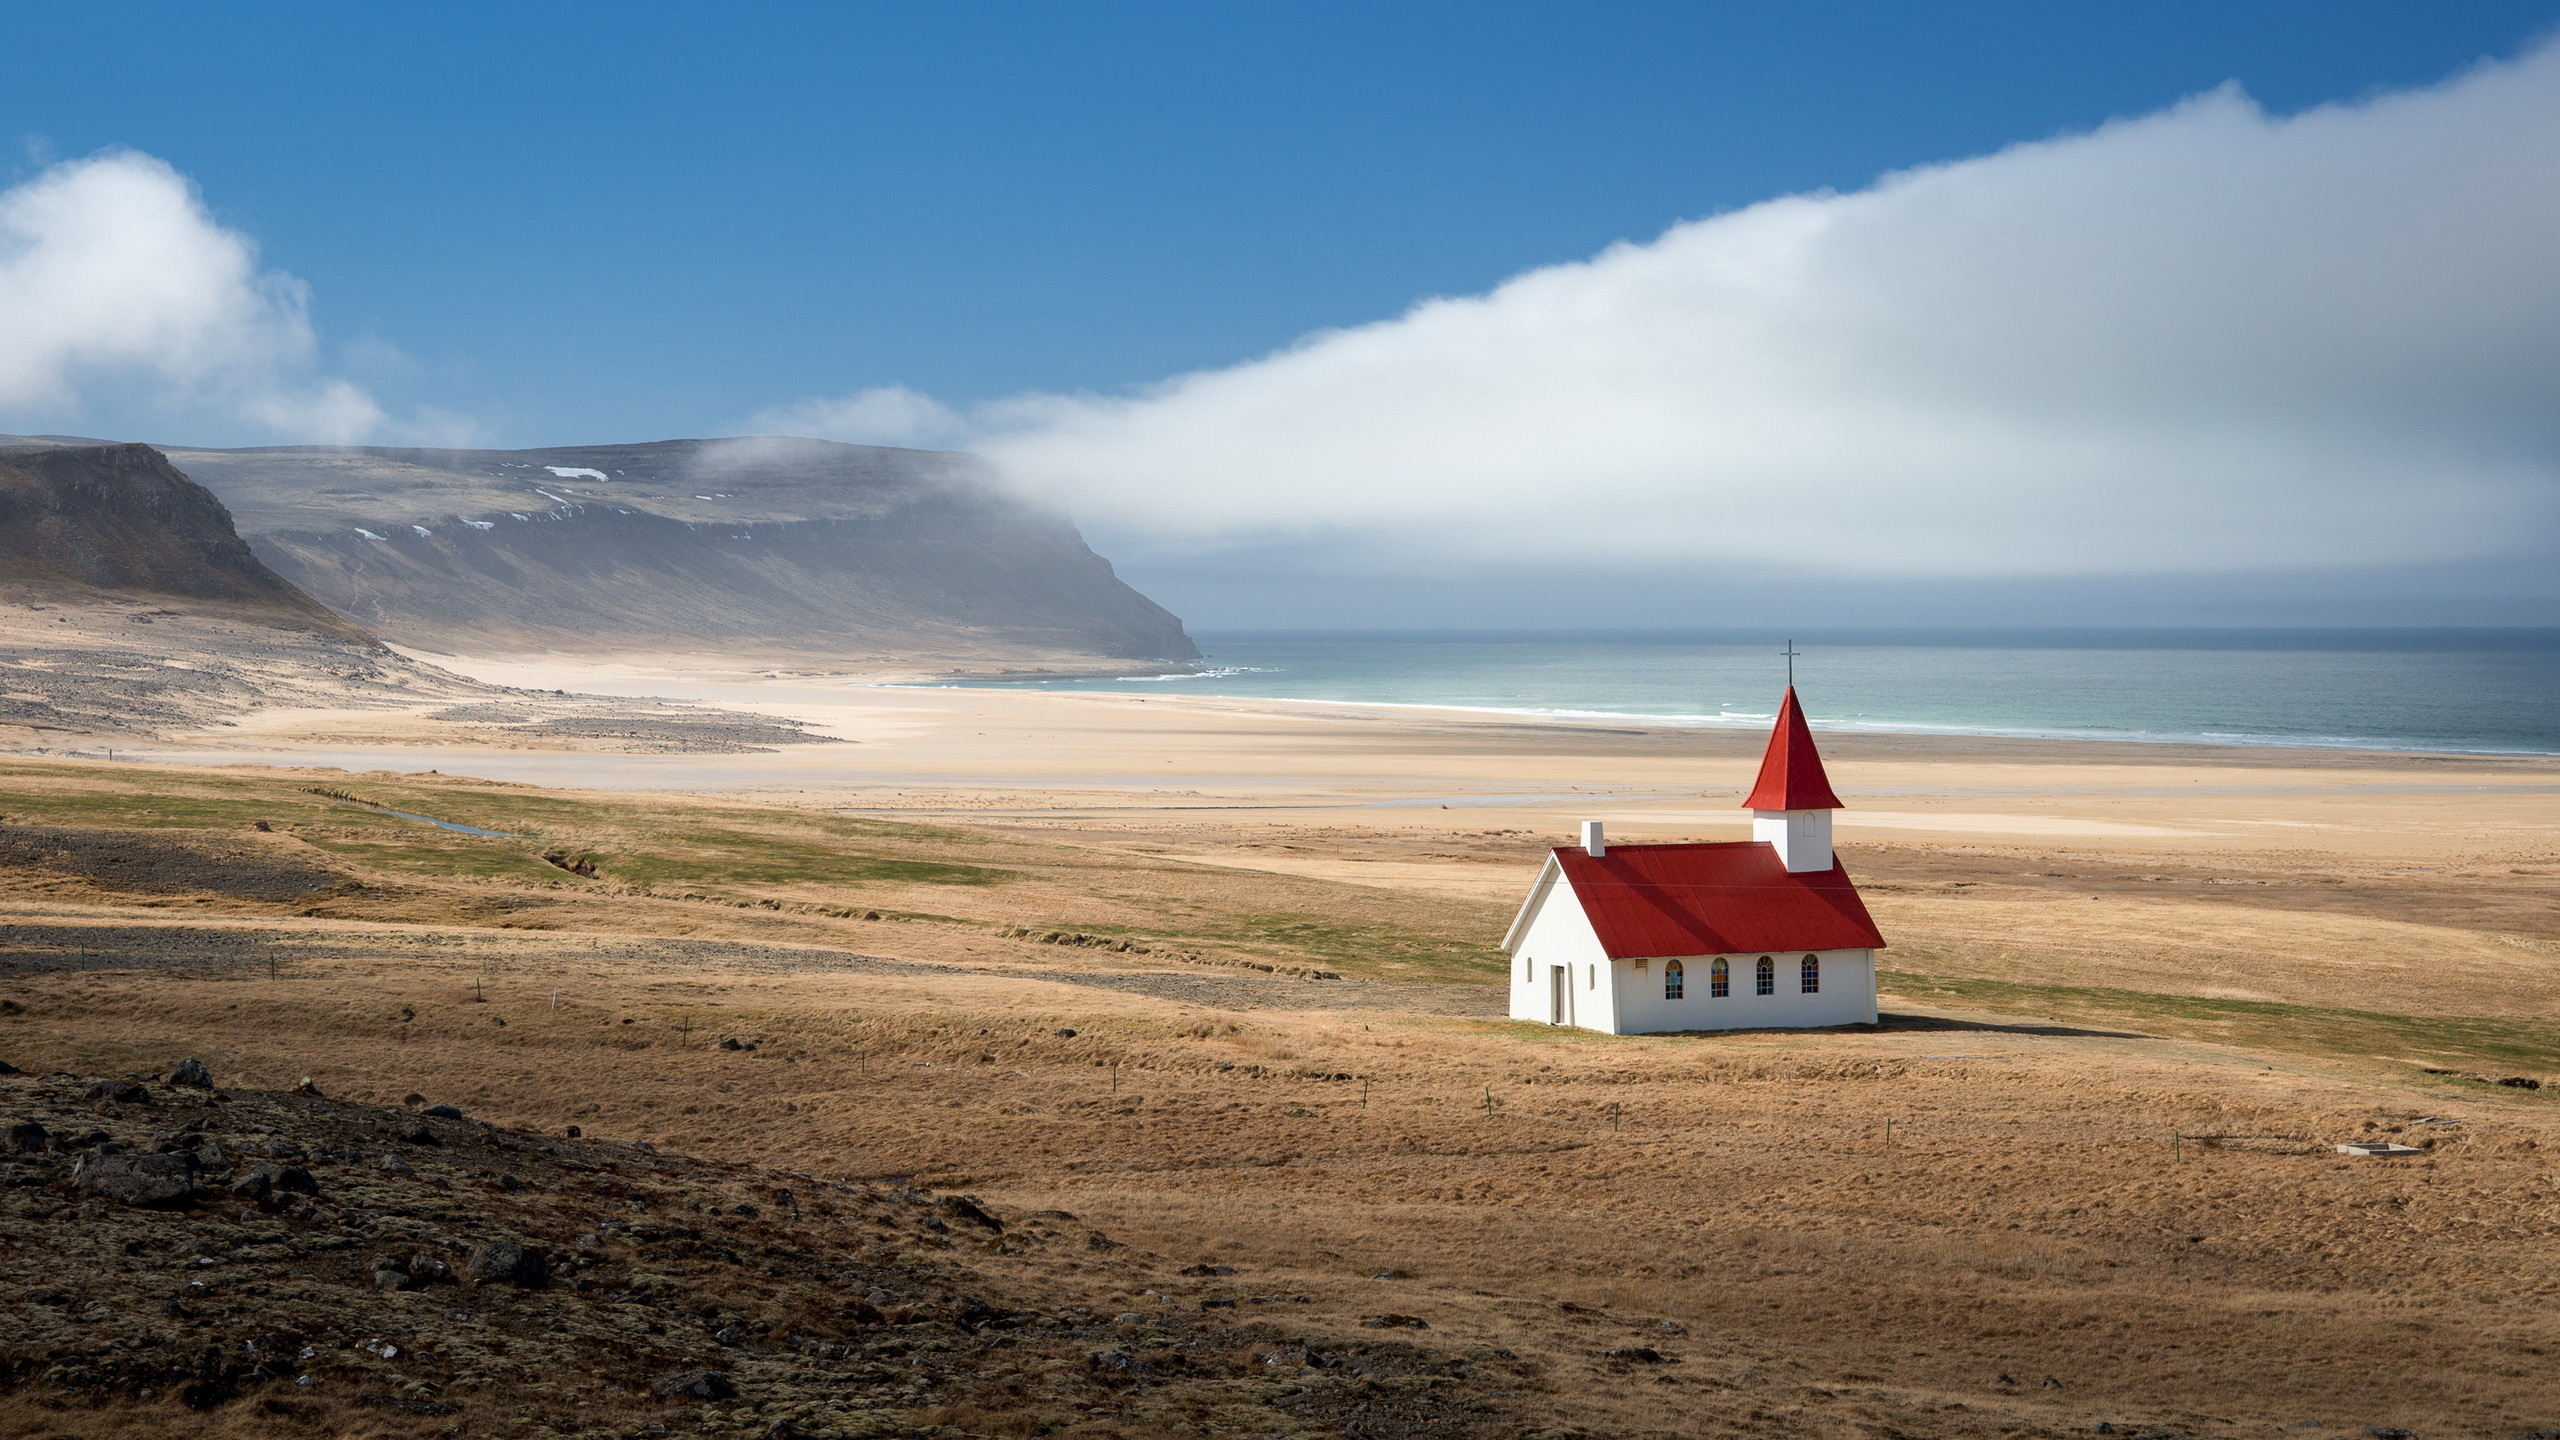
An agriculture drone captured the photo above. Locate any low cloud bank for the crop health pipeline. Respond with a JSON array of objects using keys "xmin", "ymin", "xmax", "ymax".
[
  {"xmin": 778, "ymin": 43, "xmax": 2560, "ymax": 580},
  {"xmin": 0, "ymin": 151, "xmax": 380, "ymax": 442}
]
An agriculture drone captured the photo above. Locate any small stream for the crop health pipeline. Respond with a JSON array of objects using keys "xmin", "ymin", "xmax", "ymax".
[{"xmin": 331, "ymin": 799, "xmax": 519, "ymax": 838}]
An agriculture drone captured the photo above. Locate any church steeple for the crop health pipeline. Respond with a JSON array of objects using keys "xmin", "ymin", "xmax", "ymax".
[{"xmin": 1742, "ymin": 687, "xmax": 1841, "ymax": 872}]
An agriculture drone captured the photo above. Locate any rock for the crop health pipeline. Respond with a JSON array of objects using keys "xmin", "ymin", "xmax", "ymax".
[
  {"xmin": 84, "ymin": 1080, "xmax": 152, "ymax": 1105},
  {"xmin": 562, "ymin": 1125, "xmax": 582, "ymax": 1138},
  {"xmin": 717, "ymin": 1037, "xmax": 743, "ymax": 1051},
  {"xmin": 377, "ymin": 1154, "xmax": 417, "ymax": 1177},
  {"xmin": 1054, "ymin": 1028, "xmax": 1078, "ymax": 1038},
  {"xmin": 1177, "ymin": 1263, "xmax": 1236, "ymax": 1276},
  {"xmin": 1086, "ymin": 1349, "xmax": 1152, "ymax": 1376},
  {"xmin": 1657, "ymin": 1320, "xmax": 1686, "ymax": 1335},
  {"xmin": 293, "ymin": 1076, "xmax": 321, "ymax": 1096},
  {"xmin": 73, "ymin": 1152, "xmax": 204, "ymax": 1209},
  {"xmin": 371, "ymin": 1264, "xmax": 413, "ymax": 1292},
  {"xmin": 407, "ymin": 1253, "xmax": 451, "ymax": 1285},
  {"xmin": 650, "ymin": 1369, "xmax": 736, "ymax": 1401},
  {"xmin": 421, "ymin": 1104, "xmax": 465, "ymax": 1120},
  {"xmin": 165, "ymin": 1057, "xmax": 214, "ymax": 1089},
  {"xmin": 461, "ymin": 1241, "xmax": 549, "ymax": 1289},
  {"xmin": 937, "ymin": 1196, "xmax": 1003, "ymax": 1232},
  {"xmin": 1601, "ymin": 1346, "xmax": 1664, "ymax": 1363},
  {"xmin": 228, "ymin": 1165, "xmax": 319, "ymax": 1203},
  {"xmin": 1361, "ymin": 1313, "xmax": 1430, "ymax": 1329},
  {"xmin": 6, "ymin": 1120, "xmax": 50, "ymax": 1153},
  {"xmin": 0, "ymin": 1059, "xmax": 20, "ymax": 1075},
  {"xmin": 2498, "ymin": 1077, "xmax": 2542, "ymax": 1090},
  {"xmin": 495, "ymin": 1172, "xmax": 524, "ymax": 1192}
]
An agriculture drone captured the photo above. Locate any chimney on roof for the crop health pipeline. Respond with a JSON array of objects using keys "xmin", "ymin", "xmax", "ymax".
[{"xmin": 1580, "ymin": 820, "xmax": 1606, "ymax": 857}]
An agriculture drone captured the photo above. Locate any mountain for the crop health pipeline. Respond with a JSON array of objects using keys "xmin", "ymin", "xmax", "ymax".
[
  {"xmin": 141, "ymin": 436, "xmax": 1199, "ymax": 671},
  {"xmin": 0, "ymin": 442, "xmax": 501, "ymax": 740},
  {"xmin": 0, "ymin": 442, "xmax": 362, "ymax": 640},
  {"xmin": 0, "ymin": 442, "xmax": 871, "ymax": 746}
]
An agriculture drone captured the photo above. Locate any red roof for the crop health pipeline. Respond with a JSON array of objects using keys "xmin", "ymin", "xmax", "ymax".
[
  {"xmin": 1741, "ymin": 686, "xmax": 1842, "ymax": 811},
  {"xmin": 1549, "ymin": 841, "xmax": 1884, "ymax": 958}
]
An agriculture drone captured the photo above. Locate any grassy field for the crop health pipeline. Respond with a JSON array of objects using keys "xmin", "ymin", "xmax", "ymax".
[
  {"xmin": 8, "ymin": 754, "xmax": 2560, "ymax": 1435},
  {"xmin": 0, "ymin": 758, "xmax": 1513, "ymax": 982}
]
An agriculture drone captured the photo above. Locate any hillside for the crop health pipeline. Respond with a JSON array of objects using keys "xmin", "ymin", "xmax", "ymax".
[
  {"xmin": 0, "ymin": 443, "xmax": 860, "ymax": 748},
  {"xmin": 144, "ymin": 435, "xmax": 1199, "ymax": 672},
  {"xmin": 0, "ymin": 443, "xmax": 362, "ymax": 641}
]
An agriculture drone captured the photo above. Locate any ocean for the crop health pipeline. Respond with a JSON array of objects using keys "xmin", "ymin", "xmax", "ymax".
[{"xmin": 963, "ymin": 628, "xmax": 2560, "ymax": 755}]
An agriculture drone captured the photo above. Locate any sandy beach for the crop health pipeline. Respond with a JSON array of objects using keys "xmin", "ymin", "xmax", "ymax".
[{"xmin": 120, "ymin": 650, "xmax": 2560, "ymax": 858}]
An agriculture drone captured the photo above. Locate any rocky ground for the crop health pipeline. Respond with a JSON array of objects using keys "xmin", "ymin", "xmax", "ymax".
[{"xmin": 0, "ymin": 1062, "xmax": 1540, "ymax": 1440}]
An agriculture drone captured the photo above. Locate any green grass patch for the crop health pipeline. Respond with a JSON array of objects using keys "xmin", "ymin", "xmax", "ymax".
[
  {"xmin": 597, "ymin": 836, "xmax": 1014, "ymax": 891},
  {"xmin": 289, "ymin": 835, "xmax": 568, "ymax": 883},
  {"xmin": 1186, "ymin": 912, "xmax": 1508, "ymax": 984},
  {"xmin": 0, "ymin": 763, "xmax": 1019, "ymax": 897},
  {"xmin": 1880, "ymin": 969, "xmax": 2560, "ymax": 1074}
]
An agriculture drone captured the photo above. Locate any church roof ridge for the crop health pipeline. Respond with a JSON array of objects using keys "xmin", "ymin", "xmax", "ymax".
[{"xmin": 1546, "ymin": 841, "xmax": 1885, "ymax": 957}]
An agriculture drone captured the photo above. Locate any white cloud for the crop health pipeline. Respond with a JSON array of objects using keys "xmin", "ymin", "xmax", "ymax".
[
  {"xmin": 808, "ymin": 44, "xmax": 2560, "ymax": 580},
  {"xmin": 749, "ymin": 385, "xmax": 967, "ymax": 450},
  {"xmin": 0, "ymin": 150, "xmax": 382, "ymax": 442}
]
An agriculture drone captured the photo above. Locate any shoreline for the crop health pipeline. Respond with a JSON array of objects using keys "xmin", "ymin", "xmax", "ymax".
[
  {"xmin": 27, "ymin": 655, "xmax": 2547, "ymax": 860},
  {"xmin": 918, "ymin": 679, "xmax": 2560, "ymax": 758}
]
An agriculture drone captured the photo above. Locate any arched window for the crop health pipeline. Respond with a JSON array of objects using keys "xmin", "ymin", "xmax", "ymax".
[
  {"xmin": 1801, "ymin": 954, "xmax": 1821, "ymax": 993},
  {"xmin": 1709, "ymin": 958, "xmax": 1729, "ymax": 998},
  {"xmin": 1755, "ymin": 956, "xmax": 1775, "ymax": 995},
  {"xmin": 1664, "ymin": 960, "xmax": 1684, "ymax": 1000}
]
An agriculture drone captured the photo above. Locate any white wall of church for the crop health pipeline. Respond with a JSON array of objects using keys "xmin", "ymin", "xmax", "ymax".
[
  {"xmin": 1506, "ymin": 881, "xmax": 1615, "ymax": 1030},
  {"xmin": 1612, "ymin": 949, "xmax": 1877, "ymax": 1034}
]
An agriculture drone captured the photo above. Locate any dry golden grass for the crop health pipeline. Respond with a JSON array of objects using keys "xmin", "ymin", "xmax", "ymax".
[{"xmin": 4, "ymin": 745, "xmax": 2560, "ymax": 1436}]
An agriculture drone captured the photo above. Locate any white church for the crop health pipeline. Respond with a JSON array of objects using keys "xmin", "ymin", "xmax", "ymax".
[{"xmin": 1504, "ymin": 687, "xmax": 1885, "ymax": 1034}]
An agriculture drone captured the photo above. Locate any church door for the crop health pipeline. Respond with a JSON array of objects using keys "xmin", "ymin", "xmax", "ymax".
[{"xmin": 1549, "ymin": 965, "xmax": 1571, "ymax": 1025}]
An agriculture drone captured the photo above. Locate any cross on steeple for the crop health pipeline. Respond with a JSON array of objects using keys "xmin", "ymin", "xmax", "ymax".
[{"xmin": 1781, "ymin": 638, "xmax": 1801, "ymax": 687}]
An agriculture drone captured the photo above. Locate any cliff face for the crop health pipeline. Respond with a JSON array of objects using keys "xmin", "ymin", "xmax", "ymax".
[
  {"xmin": 0, "ymin": 443, "xmax": 513, "ymax": 741},
  {"xmin": 157, "ymin": 436, "xmax": 1200, "ymax": 667},
  {"xmin": 0, "ymin": 444, "xmax": 365, "ymax": 639}
]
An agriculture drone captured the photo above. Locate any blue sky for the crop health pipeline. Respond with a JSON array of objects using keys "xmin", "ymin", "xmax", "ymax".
[
  {"xmin": 4, "ymin": 2, "xmax": 2552, "ymax": 439},
  {"xmin": 4, "ymin": 3, "xmax": 2559, "ymax": 625}
]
